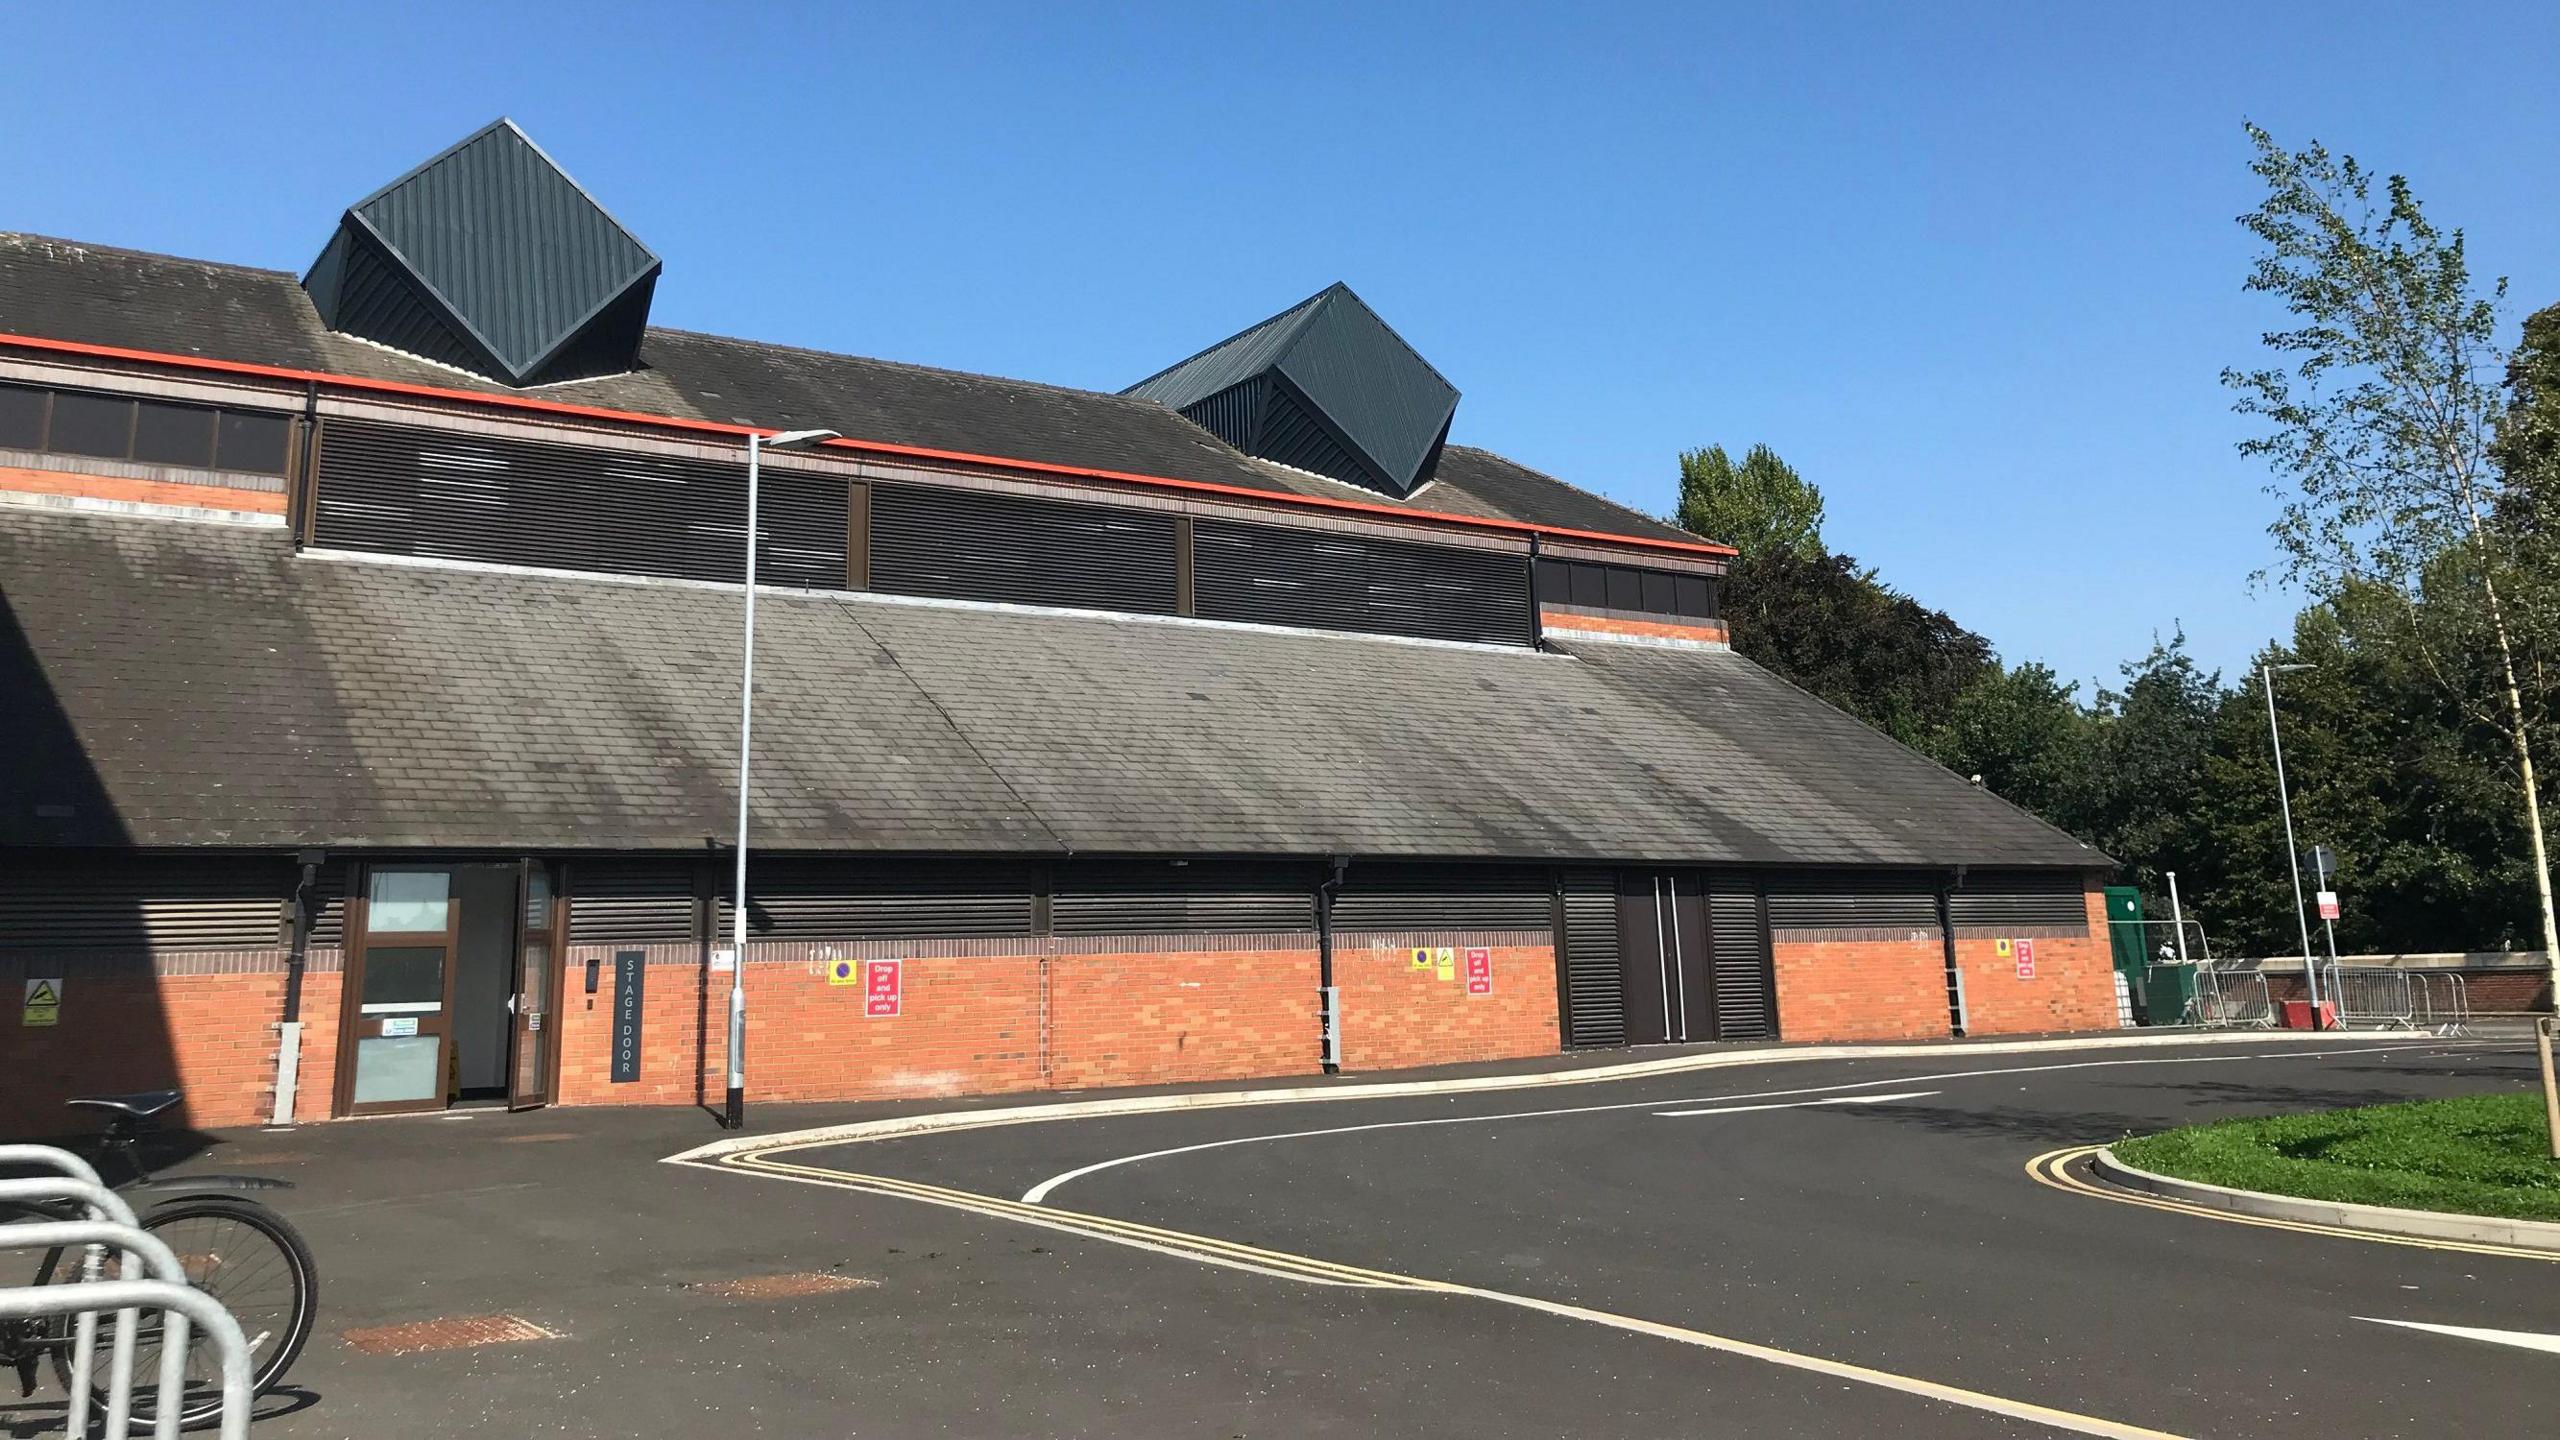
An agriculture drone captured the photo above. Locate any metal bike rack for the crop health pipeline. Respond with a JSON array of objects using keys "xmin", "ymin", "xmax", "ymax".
[{"xmin": 0, "ymin": 1145, "xmax": 256, "ymax": 1440}]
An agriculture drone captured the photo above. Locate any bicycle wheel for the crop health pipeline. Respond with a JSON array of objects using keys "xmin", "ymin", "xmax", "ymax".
[{"xmin": 49, "ymin": 1194, "xmax": 318, "ymax": 1430}]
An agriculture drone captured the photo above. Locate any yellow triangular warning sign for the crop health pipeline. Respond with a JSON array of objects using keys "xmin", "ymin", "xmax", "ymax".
[{"xmin": 24, "ymin": 980, "xmax": 57, "ymax": 1006}]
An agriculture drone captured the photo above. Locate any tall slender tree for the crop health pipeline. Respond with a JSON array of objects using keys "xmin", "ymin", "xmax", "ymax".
[{"xmin": 2222, "ymin": 124, "xmax": 2557, "ymax": 1002}]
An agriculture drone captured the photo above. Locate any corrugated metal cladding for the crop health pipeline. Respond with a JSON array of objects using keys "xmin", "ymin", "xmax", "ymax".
[
  {"xmin": 1951, "ymin": 871, "xmax": 2090, "ymax": 932},
  {"xmin": 0, "ymin": 858, "xmax": 289, "ymax": 950},
  {"xmin": 868, "ymin": 485, "xmax": 1179, "ymax": 614},
  {"xmin": 1559, "ymin": 870, "xmax": 1625, "ymax": 1048},
  {"xmin": 1706, "ymin": 877, "xmax": 1775, "ymax": 1040},
  {"xmin": 1126, "ymin": 284, "xmax": 1459, "ymax": 498},
  {"xmin": 1192, "ymin": 517, "xmax": 1531, "ymax": 646},
  {"xmin": 1053, "ymin": 860, "xmax": 1316, "ymax": 935},
  {"xmin": 1255, "ymin": 382, "xmax": 1376, "ymax": 491},
  {"xmin": 566, "ymin": 860, "xmax": 699, "ymax": 945},
  {"xmin": 307, "ymin": 228, "xmax": 490, "ymax": 379},
  {"xmin": 1330, "ymin": 864, "xmax": 1553, "ymax": 932},
  {"xmin": 306, "ymin": 119, "xmax": 661, "ymax": 386},
  {"xmin": 1764, "ymin": 873, "xmax": 1942, "ymax": 932},
  {"xmin": 315, "ymin": 419, "xmax": 846, "ymax": 589},
  {"xmin": 715, "ymin": 860, "xmax": 1040, "ymax": 940}
]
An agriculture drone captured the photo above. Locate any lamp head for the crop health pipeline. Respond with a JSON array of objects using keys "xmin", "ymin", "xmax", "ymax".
[{"xmin": 759, "ymin": 428, "xmax": 839, "ymax": 452}]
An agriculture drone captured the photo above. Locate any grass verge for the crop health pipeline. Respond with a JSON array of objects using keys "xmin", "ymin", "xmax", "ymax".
[{"xmin": 2113, "ymin": 1092, "xmax": 2559, "ymax": 1223}]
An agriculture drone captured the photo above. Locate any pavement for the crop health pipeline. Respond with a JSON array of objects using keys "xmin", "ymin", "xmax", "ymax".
[{"xmin": 5, "ymin": 1032, "xmax": 2552, "ymax": 1439}]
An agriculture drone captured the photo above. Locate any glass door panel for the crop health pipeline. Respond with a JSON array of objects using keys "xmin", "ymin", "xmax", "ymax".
[
  {"xmin": 341, "ymin": 866, "xmax": 459, "ymax": 1116},
  {"xmin": 508, "ymin": 860, "xmax": 560, "ymax": 1109}
]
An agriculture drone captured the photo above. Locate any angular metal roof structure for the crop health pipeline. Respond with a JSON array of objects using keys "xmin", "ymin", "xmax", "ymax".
[
  {"xmin": 1128, "ymin": 283, "xmax": 1460, "ymax": 498},
  {"xmin": 302, "ymin": 119, "xmax": 660, "ymax": 387}
]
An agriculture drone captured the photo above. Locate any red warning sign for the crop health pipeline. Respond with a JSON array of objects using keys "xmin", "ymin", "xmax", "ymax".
[
  {"xmin": 1464, "ymin": 946, "xmax": 1493, "ymax": 996},
  {"xmin": 2014, "ymin": 937, "xmax": 2037, "ymax": 979},
  {"xmin": 864, "ymin": 959, "xmax": 903, "ymax": 1018}
]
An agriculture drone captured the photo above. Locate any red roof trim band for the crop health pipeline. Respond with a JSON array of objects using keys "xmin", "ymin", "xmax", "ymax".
[{"xmin": 0, "ymin": 331, "xmax": 1737, "ymax": 560}]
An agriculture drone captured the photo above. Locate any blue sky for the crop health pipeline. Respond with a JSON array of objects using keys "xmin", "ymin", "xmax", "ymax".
[{"xmin": 8, "ymin": 3, "xmax": 2555, "ymax": 692}]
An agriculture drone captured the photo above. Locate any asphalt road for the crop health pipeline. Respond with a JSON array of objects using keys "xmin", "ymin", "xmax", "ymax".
[{"xmin": 5, "ymin": 1035, "xmax": 2548, "ymax": 1439}]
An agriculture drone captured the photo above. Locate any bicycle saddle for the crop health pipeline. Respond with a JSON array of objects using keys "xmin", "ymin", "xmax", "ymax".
[{"xmin": 65, "ymin": 1090, "xmax": 181, "ymax": 1118}]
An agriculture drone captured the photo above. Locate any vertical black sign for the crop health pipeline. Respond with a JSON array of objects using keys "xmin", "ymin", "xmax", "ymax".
[{"xmin": 610, "ymin": 949, "xmax": 645, "ymax": 1084}]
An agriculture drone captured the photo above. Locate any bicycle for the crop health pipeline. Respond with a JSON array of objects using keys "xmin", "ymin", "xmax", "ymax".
[{"xmin": 2, "ymin": 1090, "xmax": 319, "ymax": 1430}]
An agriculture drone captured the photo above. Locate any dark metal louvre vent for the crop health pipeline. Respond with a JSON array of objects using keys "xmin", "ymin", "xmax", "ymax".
[
  {"xmin": 1706, "ymin": 875, "xmax": 1775, "ymax": 1040},
  {"xmin": 1192, "ymin": 518, "xmax": 1529, "ymax": 646},
  {"xmin": 568, "ymin": 859, "xmax": 701, "ymax": 945},
  {"xmin": 1559, "ymin": 870, "xmax": 1624, "ymax": 1047},
  {"xmin": 303, "ymin": 119, "xmax": 661, "ymax": 387},
  {"xmin": 1126, "ymin": 283, "xmax": 1460, "ymax": 498},
  {"xmin": 1764, "ymin": 872, "xmax": 1942, "ymax": 932},
  {"xmin": 1950, "ymin": 871, "xmax": 2090, "ymax": 932},
  {"xmin": 716, "ymin": 859, "xmax": 1038, "ymax": 940},
  {"xmin": 868, "ymin": 485, "xmax": 1178, "ymax": 614},
  {"xmin": 1535, "ymin": 558, "xmax": 1719, "ymax": 622},
  {"xmin": 315, "ymin": 419, "xmax": 846, "ymax": 589},
  {"xmin": 1330, "ymin": 864, "xmax": 1553, "ymax": 932},
  {"xmin": 0, "ymin": 858, "xmax": 288, "ymax": 950},
  {"xmin": 306, "ymin": 863, "xmax": 349, "ymax": 949},
  {"xmin": 1053, "ymin": 860, "xmax": 1316, "ymax": 935}
]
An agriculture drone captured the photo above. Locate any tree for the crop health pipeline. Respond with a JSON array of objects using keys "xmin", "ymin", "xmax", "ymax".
[
  {"xmin": 1675, "ymin": 443, "xmax": 1826, "ymax": 559},
  {"xmin": 1724, "ymin": 545, "xmax": 1995, "ymax": 748},
  {"xmin": 2495, "ymin": 301, "xmax": 2560, "ymax": 524},
  {"xmin": 1922, "ymin": 661, "xmax": 2090, "ymax": 824},
  {"xmin": 2221, "ymin": 124, "xmax": 2558, "ymax": 1002}
]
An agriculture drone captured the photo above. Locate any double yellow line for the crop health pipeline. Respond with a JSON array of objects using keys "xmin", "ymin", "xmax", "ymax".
[
  {"xmin": 724, "ymin": 1146, "xmax": 1434, "ymax": 1289},
  {"xmin": 2025, "ymin": 1145, "xmax": 2560, "ymax": 1263},
  {"xmin": 700, "ymin": 1142, "xmax": 2194, "ymax": 1439}
]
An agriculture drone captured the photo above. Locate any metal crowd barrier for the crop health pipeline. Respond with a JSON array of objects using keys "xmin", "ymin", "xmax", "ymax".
[
  {"xmin": 2320, "ymin": 963, "xmax": 2417, "ymax": 1030},
  {"xmin": 2317, "ymin": 964, "xmax": 2475, "ymax": 1035},
  {"xmin": 0, "ymin": 1144, "xmax": 254, "ymax": 1440},
  {"xmin": 2187, "ymin": 967, "xmax": 2275, "ymax": 1029}
]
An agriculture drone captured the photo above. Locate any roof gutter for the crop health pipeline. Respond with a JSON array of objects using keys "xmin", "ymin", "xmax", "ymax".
[{"xmin": 0, "ymin": 331, "xmax": 1737, "ymax": 563}]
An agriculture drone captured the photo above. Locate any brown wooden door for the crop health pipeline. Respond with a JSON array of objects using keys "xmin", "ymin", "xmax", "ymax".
[
  {"xmin": 337, "ymin": 865, "xmax": 460, "ymax": 1117},
  {"xmin": 507, "ymin": 860, "xmax": 563, "ymax": 1110}
]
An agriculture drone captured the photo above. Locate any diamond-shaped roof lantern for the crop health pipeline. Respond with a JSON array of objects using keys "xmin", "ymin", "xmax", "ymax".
[
  {"xmin": 303, "ymin": 119, "xmax": 660, "ymax": 387},
  {"xmin": 1127, "ymin": 283, "xmax": 1459, "ymax": 498}
]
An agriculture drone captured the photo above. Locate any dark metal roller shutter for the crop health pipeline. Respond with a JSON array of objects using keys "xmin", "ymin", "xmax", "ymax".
[
  {"xmin": 569, "ymin": 859, "xmax": 702, "ymax": 944},
  {"xmin": 1329, "ymin": 864, "xmax": 1554, "ymax": 932},
  {"xmin": 314, "ymin": 418, "xmax": 847, "ymax": 589},
  {"xmin": 869, "ymin": 485, "xmax": 1178, "ymax": 613},
  {"xmin": 0, "ymin": 858, "xmax": 289, "ymax": 950},
  {"xmin": 1560, "ymin": 870, "xmax": 1624, "ymax": 1048},
  {"xmin": 1191, "ymin": 518, "xmax": 1530, "ymax": 646},
  {"xmin": 1706, "ymin": 874, "xmax": 1776, "ymax": 1041},
  {"xmin": 716, "ymin": 859, "xmax": 1037, "ymax": 940},
  {"xmin": 1764, "ymin": 872, "xmax": 1942, "ymax": 932},
  {"xmin": 1950, "ymin": 871, "xmax": 2089, "ymax": 932},
  {"xmin": 1053, "ymin": 860, "xmax": 1315, "ymax": 935}
]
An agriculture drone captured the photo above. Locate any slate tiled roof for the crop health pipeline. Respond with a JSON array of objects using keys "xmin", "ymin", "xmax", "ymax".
[
  {"xmin": 0, "ymin": 507, "xmax": 2096, "ymax": 867},
  {"xmin": 0, "ymin": 233, "xmax": 1692, "ymax": 547}
]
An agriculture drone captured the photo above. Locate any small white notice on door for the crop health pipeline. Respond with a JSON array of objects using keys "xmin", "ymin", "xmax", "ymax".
[{"xmin": 380, "ymin": 1016, "xmax": 418, "ymax": 1038}]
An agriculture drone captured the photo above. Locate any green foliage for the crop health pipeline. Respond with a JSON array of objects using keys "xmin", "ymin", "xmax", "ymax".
[
  {"xmin": 1675, "ymin": 443, "xmax": 1826, "ymax": 559},
  {"xmin": 1723, "ymin": 544, "xmax": 1993, "ymax": 747},
  {"xmin": 2114, "ymin": 1093, "xmax": 2559, "ymax": 1222}
]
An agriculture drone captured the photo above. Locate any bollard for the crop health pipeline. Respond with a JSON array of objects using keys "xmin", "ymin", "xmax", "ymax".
[{"xmin": 2538, "ymin": 1016, "xmax": 2559, "ymax": 1164}]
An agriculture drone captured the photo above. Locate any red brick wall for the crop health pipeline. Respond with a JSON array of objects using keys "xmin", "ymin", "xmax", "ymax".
[
  {"xmin": 1540, "ymin": 609, "xmax": 1729, "ymax": 645},
  {"xmin": 1331, "ymin": 935, "xmax": 1559, "ymax": 1071},
  {"xmin": 1954, "ymin": 891, "xmax": 2119, "ymax": 1035},
  {"xmin": 552, "ymin": 939, "xmax": 1328, "ymax": 1110},
  {"xmin": 1771, "ymin": 929, "xmax": 1950, "ymax": 1042},
  {"xmin": 1047, "ymin": 948, "xmax": 1320, "ymax": 1089},
  {"xmin": 0, "ymin": 956, "xmax": 316, "ymax": 1138}
]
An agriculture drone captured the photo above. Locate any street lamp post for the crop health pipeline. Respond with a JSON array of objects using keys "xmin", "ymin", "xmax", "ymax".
[
  {"xmin": 2262, "ymin": 662, "xmax": 2323, "ymax": 1029},
  {"xmin": 726, "ymin": 427, "xmax": 839, "ymax": 1132}
]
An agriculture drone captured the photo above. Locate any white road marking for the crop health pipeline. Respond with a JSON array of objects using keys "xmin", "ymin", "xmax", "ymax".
[
  {"xmin": 2359, "ymin": 1317, "xmax": 2560, "ymax": 1355},
  {"xmin": 1654, "ymin": 1089, "xmax": 1939, "ymax": 1117},
  {"xmin": 1018, "ymin": 1046, "xmax": 2418, "ymax": 1204}
]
